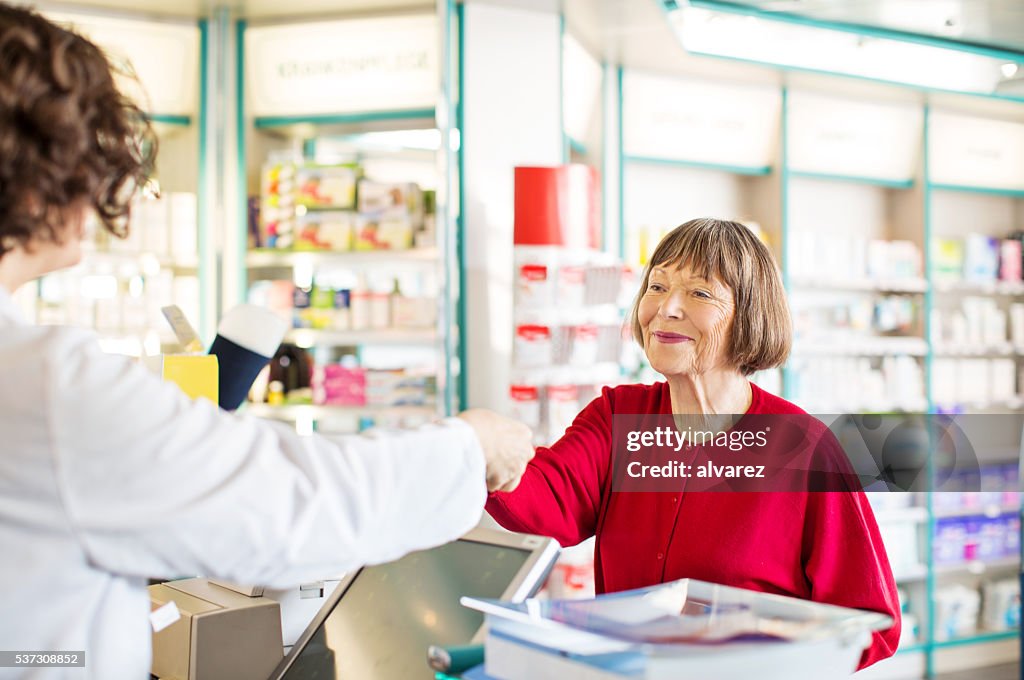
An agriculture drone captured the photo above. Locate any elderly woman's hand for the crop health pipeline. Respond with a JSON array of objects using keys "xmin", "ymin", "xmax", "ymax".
[{"xmin": 457, "ymin": 409, "xmax": 536, "ymax": 492}]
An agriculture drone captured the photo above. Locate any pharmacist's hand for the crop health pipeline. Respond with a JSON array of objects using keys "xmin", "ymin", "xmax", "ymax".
[{"xmin": 457, "ymin": 409, "xmax": 535, "ymax": 493}]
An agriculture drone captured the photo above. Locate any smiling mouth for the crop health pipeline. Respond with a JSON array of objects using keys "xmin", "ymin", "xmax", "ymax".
[{"xmin": 652, "ymin": 331, "xmax": 693, "ymax": 344}]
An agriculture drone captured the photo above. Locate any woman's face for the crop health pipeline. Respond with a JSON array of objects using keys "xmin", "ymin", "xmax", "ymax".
[{"xmin": 637, "ymin": 260, "xmax": 736, "ymax": 378}]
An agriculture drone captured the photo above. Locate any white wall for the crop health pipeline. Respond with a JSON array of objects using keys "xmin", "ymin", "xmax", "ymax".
[{"xmin": 462, "ymin": 1, "xmax": 562, "ymax": 410}]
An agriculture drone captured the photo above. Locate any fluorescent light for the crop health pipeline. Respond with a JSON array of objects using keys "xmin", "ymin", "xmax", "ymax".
[{"xmin": 667, "ymin": 6, "xmax": 1022, "ymax": 97}]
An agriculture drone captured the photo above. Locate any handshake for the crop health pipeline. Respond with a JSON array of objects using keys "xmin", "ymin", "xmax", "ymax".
[{"xmin": 457, "ymin": 409, "xmax": 536, "ymax": 493}]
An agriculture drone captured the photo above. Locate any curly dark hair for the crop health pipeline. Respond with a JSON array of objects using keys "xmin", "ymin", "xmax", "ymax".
[{"xmin": 0, "ymin": 4, "xmax": 155, "ymax": 259}]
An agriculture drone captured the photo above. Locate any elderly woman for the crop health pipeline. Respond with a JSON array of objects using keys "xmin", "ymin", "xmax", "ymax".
[{"xmin": 488, "ymin": 218, "xmax": 901, "ymax": 669}]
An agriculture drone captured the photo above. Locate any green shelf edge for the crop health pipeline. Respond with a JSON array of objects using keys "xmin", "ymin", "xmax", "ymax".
[
  {"xmin": 623, "ymin": 154, "xmax": 771, "ymax": 176},
  {"xmin": 932, "ymin": 630, "xmax": 1020, "ymax": 649},
  {"xmin": 254, "ymin": 108, "xmax": 437, "ymax": 129},
  {"xmin": 147, "ymin": 113, "xmax": 192, "ymax": 127},
  {"xmin": 789, "ymin": 170, "xmax": 913, "ymax": 190},
  {"xmin": 929, "ymin": 183, "xmax": 1024, "ymax": 199}
]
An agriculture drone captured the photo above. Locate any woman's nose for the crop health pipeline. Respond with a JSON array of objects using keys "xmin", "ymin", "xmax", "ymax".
[{"xmin": 658, "ymin": 288, "xmax": 687, "ymax": 319}]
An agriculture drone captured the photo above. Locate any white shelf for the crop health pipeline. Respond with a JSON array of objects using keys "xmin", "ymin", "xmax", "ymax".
[
  {"xmin": 790, "ymin": 277, "xmax": 928, "ymax": 294},
  {"xmin": 791, "ymin": 337, "xmax": 929, "ymax": 357},
  {"xmin": 246, "ymin": 403, "xmax": 438, "ymax": 421},
  {"xmin": 514, "ymin": 305, "xmax": 623, "ymax": 327},
  {"xmin": 934, "ymin": 503, "xmax": 1020, "ymax": 519},
  {"xmin": 78, "ymin": 250, "xmax": 199, "ymax": 274},
  {"xmin": 874, "ymin": 506, "xmax": 929, "ymax": 524},
  {"xmin": 892, "ymin": 564, "xmax": 928, "ymax": 583},
  {"xmin": 247, "ymin": 248, "xmax": 438, "ymax": 269},
  {"xmin": 933, "ymin": 343, "xmax": 1024, "ymax": 357},
  {"xmin": 286, "ymin": 328, "xmax": 437, "ymax": 348},
  {"xmin": 510, "ymin": 363, "xmax": 623, "ymax": 387},
  {"xmin": 796, "ymin": 398, "xmax": 929, "ymax": 413},
  {"xmin": 933, "ymin": 397, "xmax": 1024, "ymax": 410},
  {"xmin": 933, "ymin": 280, "xmax": 1024, "ymax": 296},
  {"xmin": 934, "ymin": 556, "xmax": 1019, "ymax": 576}
]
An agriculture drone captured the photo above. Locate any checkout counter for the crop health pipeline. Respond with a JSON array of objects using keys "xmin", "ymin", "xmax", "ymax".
[{"xmin": 148, "ymin": 529, "xmax": 559, "ymax": 680}]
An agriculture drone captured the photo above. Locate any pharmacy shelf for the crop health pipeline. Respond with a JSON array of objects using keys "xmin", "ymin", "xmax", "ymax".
[
  {"xmin": 896, "ymin": 642, "xmax": 928, "ymax": 654},
  {"xmin": 514, "ymin": 304, "xmax": 623, "ymax": 327},
  {"xmin": 934, "ymin": 503, "xmax": 1021, "ymax": 519},
  {"xmin": 933, "ymin": 344, "xmax": 1024, "ymax": 357},
  {"xmin": 875, "ymin": 507, "xmax": 930, "ymax": 524},
  {"xmin": 622, "ymin": 154, "xmax": 772, "ymax": 176},
  {"xmin": 788, "ymin": 170, "xmax": 914, "ymax": 190},
  {"xmin": 246, "ymin": 403, "xmax": 438, "ymax": 421},
  {"xmin": 789, "ymin": 277, "xmax": 928, "ymax": 294},
  {"xmin": 932, "ymin": 630, "xmax": 1021, "ymax": 649},
  {"xmin": 933, "ymin": 397, "xmax": 1024, "ymax": 411},
  {"xmin": 791, "ymin": 337, "xmax": 929, "ymax": 357},
  {"xmin": 795, "ymin": 399, "xmax": 930, "ymax": 413},
  {"xmin": 892, "ymin": 564, "xmax": 929, "ymax": 583},
  {"xmin": 78, "ymin": 250, "xmax": 200, "ymax": 275},
  {"xmin": 933, "ymin": 557, "xmax": 1020, "ymax": 576},
  {"xmin": 510, "ymin": 363, "xmax": 623, "ymax": 387},
  {"xmin": 932, "ymin": 280, "xmax": 1024, "ymax": 296},
  {"xmin": 247, "ymin": 248, "xmax": 439, "ymax": 269},
  {"xmin": 286, "ymin": 328, "xmax": 437, "ymax": 348},
  {"xmin": 929, "ymin": 184, "xmax": 1024, "ymax": 199}
]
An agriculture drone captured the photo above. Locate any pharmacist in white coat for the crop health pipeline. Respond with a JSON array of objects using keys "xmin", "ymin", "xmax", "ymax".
[{"xmin": 0, "ymin": 6, "xmax": 533, "ymax": 679}]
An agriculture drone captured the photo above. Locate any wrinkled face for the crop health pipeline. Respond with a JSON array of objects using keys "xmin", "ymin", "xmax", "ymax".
[{"xmin": 637, "ymin": 260, "xmax": 736, "ymax": 378}]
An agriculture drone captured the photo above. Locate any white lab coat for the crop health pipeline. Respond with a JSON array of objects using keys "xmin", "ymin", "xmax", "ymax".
[{"xmin": 0, "ymin": 287, "xmax": 487, "ymax": 679}]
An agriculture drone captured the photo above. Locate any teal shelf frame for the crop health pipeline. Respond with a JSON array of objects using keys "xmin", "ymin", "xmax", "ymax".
[
  {"xmin": 147, "ymin": 113, "xmax": 192, "ymax": 127},
  {"xmin": 929, "ymin": 183, "xmax": 1024, "ymax": 199},
  {"xmin": 932, "ymin": 630, "xmax": 1021, "ymax": 649},
  {"xmin": 568, "ymin": 136, "xmax": 588, "ymax": 157},
  {"xmin": 455, "ymin": 0, "xmax": 467, "ymax": 412},
  {"xmin": 196, "ymin": 19, "xmax": 211, "ymax": 342}
]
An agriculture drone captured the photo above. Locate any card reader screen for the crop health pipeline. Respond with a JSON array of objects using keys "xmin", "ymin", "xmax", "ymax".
[{"xmin": 281, "ymin": 539, "xmax": 533, "ymax": 679}]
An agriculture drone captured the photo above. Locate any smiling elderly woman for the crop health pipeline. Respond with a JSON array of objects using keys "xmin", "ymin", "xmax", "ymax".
[{"xmin": 487, "ymin": 217, "xmax": 901, "ymax": 669}]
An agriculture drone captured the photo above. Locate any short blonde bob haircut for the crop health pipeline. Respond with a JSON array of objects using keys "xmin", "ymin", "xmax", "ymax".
[{"xmin": 630, "ymin": 217, "xmax": 792, "ymax": 376}]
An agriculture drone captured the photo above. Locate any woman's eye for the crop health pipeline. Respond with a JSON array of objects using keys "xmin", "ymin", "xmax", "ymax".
[
  {"xmin": 648, "ymin": 283, "xmax": 666, "ymax": 292},
  {"xmin": 693, "ymin": 290, "xmax": 712, "ymax": 299}
]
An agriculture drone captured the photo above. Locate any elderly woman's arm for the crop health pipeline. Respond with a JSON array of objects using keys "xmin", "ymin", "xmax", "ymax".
[
  {"xmin": 802, "ymin": 490, "xmax": 902, "ymax": 669},
  {"xmin": 486, "ymin": 389, "xmax": 614, "ymax": 547}
]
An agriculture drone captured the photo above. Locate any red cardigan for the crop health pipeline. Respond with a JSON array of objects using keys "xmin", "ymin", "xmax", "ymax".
[{"xmin": 487, "ymin": 382, "xmax": 901, "ymax": 669}]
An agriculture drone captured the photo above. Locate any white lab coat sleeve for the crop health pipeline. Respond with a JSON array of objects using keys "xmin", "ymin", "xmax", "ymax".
[{"xmin": 44, "ymin": 329, "xmax": 487, "ymax": 588}]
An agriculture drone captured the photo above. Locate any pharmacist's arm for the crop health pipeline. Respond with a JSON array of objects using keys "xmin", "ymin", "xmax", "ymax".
[
  {"xmin": 47, "ymin": 330, "xmax": 486, "ymax": 587},
  {"xmin": 487, "ymin": 387, "xmax": 613, "ymax": 547}
]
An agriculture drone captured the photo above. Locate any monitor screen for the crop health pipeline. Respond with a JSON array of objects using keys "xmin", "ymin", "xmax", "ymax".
[{"xmin": 280, "ymin": 539, "xmax": 535, "ymax": 680}]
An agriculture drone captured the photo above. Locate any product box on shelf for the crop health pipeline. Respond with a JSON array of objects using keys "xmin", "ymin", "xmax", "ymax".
[
  {"xmin": 356, "ymin": 180, "xmax": 423, "ymax": 218},
  {"xmin": 296, "ymin": 164, "xmax": 360, "ymax": 209},
  {"xmin": 982, "ymin": 578, "xmax": 1021, "ymax": 631},
  {"xmin": 934, "ymin": 584, "xmax": 980, "ymax": 642},
  {"xmin": 353, "ymin": 215, "xmax": 415, "ymax": 250},
  {"xmin": 294, "ymin": 211, "xmax": 354, "ymax": 251},
  {"xmin": 313, "ymin": 365, "xmax": 366, "ymax": 407}
]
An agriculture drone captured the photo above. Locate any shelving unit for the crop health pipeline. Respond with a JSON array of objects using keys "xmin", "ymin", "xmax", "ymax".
[
  {"xmin": 615, "ymin": 65, "xmax": 1023, "ymax": 676},
  {"xmin": 236, "ymin": 8, "xmax": 461, "ymax": 433}
]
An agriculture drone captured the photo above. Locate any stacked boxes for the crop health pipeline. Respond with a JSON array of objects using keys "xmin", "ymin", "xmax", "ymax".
[{"xmin": 259, "ymin": 161, "xmax": 431, "ymax": 252}]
